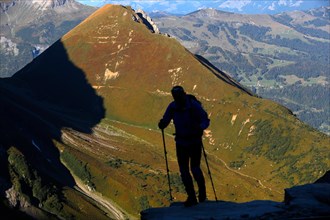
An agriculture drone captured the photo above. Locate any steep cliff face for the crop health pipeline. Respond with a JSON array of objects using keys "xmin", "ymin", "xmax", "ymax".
[{"xmin": 1, "ymin": 4, "xmax": 329, "ymax": 219}]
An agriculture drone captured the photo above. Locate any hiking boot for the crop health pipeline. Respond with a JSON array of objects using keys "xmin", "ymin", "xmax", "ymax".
[
  {"xmin": 198, "ymin": 187, "xmax": 206, "ymax": 203},
  {"xmin": 198, "ymin": 193, "xmax": 206, "ymax": 203},
  {"xmin": 184, "ymin": 196, "xmax": 198, "ymax": 207}
]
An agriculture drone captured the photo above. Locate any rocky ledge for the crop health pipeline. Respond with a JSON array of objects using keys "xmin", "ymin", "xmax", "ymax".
[{"xmin": 141, "ymin": 171, "xmax": 330, "ymax": 220}]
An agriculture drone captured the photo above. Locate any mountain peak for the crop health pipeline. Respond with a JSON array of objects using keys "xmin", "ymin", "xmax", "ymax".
[
  {"xmin": 187, "ymin": 8, "xmax": 233, "ymax": 18},
  {"xmin": 33, "ymin": 0, "xmax": 74, "ymax": 8},
  {"xmin": 0, "ymin": 0, "xmax": 78, "ymax": 12}
]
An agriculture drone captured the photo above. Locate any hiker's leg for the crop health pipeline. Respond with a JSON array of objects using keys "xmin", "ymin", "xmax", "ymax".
[
  {"xmin": 190, "ymin": 143, "xmax": 206, "ymax": 201},
  {"xmin": 176, "ymin": 145, "xmax": 195, "ymax": 198}
]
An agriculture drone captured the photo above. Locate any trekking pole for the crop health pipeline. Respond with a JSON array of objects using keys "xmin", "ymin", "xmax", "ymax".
[
  {"xmin": 201, "ymin": 142, "xmax": 218, "ymax": 202},
  {"xmin": 161, "ymin": 129, "xmax": 173, "ymax": 201}
]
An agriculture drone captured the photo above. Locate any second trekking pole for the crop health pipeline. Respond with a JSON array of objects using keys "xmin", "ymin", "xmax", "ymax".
[
  {"xmin": 201, "ymin": 142, "xmax": 218, "ymax": 202},
  {"xmin": 161, "ymin": 129, "xmax": 173, "ymax": 202}
]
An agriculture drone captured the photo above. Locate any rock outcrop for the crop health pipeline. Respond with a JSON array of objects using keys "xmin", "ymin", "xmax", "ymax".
[{"xmin": 135, "ymin": 9, "xmax": 160, "ymax": 34}]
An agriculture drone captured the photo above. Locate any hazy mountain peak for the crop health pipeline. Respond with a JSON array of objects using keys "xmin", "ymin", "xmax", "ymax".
[
  {"xmin": 0, "ymin": 0, "xmax": 77, "ymax": 12},
  {"xmin": 0, "ymin": 0, "xmax": 96, "ymax": 77},
  {"xmin": 188, "ymin": 7, "xmax": 233, "ymax": 18},
  {"xmin": 307, "ymin": 6, "xmax": 330, "ymax": 18},
  {"xmin": 31, "ymin": 0, "xmax": 74, "ymax": 9}
]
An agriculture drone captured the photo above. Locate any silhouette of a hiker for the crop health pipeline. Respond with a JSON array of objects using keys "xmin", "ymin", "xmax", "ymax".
[{"xmin": 158, "ymin": 86, "xmax": 210, "ymax": 207}]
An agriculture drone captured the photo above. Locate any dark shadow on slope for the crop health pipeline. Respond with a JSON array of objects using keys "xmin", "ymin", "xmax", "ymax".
[
  {"xmin": 0, "ymin": 39, "xmax": 105, "ymax": 205},
  {"xmin": 194, "ymin": 54, "xmax": 256, "ymax": 97}
]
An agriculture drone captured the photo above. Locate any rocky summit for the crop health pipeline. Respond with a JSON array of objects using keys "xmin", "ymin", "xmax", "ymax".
[{"xmin": 0, "ymin": 4, "xmax": 329, "ymax": 219}]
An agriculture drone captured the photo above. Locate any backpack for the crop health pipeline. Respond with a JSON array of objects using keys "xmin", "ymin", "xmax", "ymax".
[
  {"xmin": 187, "ymin": 94, "xmax": 201, "ymax": 106},
  {"xmin": 187, "ymin": 94, "xmax": 206, "ymax": 137},
  {"xmin": 187, "ymin": 94, "xmax": 203, "ymax": 125}
]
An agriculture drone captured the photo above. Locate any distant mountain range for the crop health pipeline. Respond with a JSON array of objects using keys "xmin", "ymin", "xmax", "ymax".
[
  {"xmin": 214, "ymin": 0, "xmax": 329, "ymax": 14},
  {"xmin": 1, "ymin": 4, "xmax": 329, "ymax": 219},
  {"xmin": 0, "ymin": 0, "xmax": 96, "ymax": 77},
  {"xmin": 153, "ymin": 6, "xmax": 330, "ymax": 134},
  {"xmin": 78, "ymin": 0, "xmax": 329, "ymax": 15}
]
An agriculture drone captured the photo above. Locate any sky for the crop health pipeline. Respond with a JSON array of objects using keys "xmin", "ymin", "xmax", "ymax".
[{"xmin": 76, "ymin": 0, "xmax": 330, "ymax": 15}]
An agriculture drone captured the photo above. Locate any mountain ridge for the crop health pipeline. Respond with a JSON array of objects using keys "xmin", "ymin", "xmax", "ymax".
[{"xmin": 77, "ymin": 1, "xmax": 329, "ymax": 15}]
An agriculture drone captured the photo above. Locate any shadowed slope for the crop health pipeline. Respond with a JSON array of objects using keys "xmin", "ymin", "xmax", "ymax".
[
  {"xmin": 12, "ymin": 39, "xmax": 105, "ymax": 133},
  {"xmin": 0, "ymin": 39, "xmax": 105, "ymax": 218}
]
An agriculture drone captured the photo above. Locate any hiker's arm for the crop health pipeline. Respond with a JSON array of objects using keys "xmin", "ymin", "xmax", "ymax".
[
  {"xmin": 158, "ymin": 103, "xmax": 174, "ymax": 129},
  {"xmin": 198, "ymin": 105, "xmax": 210, "ymax": 130}
]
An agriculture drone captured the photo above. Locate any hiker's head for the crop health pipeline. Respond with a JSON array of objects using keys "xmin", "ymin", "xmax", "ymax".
[{"xmin": 171, "ymin": 86, "xmax": 186, "ymax": 106}]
